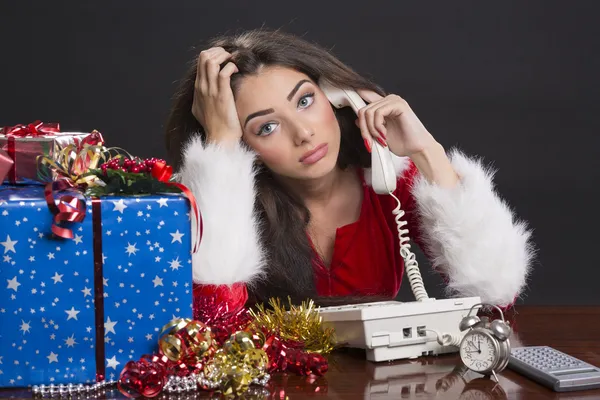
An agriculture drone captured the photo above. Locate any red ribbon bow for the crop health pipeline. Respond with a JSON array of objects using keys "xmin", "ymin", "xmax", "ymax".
[
  {"xmin": 1, "ymin": 120, "xmax": 60, "ymax": 137},
  {"xmin": 151, "ymin": 160, "xmax": 202, "ymax": 253},
  {"xmin": 44, "ymin": 179, "xmax": 87, "ymax": 239}
]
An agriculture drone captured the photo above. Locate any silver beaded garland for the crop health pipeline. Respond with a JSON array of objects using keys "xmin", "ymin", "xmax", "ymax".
[
  {"xmin": 251, "ymin": 373, "xmax": 271, "ymax": 386},
  {"xmin": 31, "ymin": 371, "xmax": 270, "ymax": 398},
  {"xmin": 31, "ymin": 380, "xmax": 116, "ymax": 398},
  {"xmin": 164, "ymin": 374, "xmax": 199, "ymax": 394},
  {"xmin": 245, "ymin": 386, "xmax": 271, "ymax": 397}
]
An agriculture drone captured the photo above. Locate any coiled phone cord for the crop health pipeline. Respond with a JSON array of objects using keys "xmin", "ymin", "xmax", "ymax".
[
  {"xmin": 389, "ymin": 192, "xmax": 465, "ymax": 347},
  {"xmin": 389, "ymin": 192, "xmax": 429, "ymax": 301}
]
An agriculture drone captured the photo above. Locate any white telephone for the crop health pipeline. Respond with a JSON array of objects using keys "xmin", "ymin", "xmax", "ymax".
[
  {"xmin": 318, "ymin": 80, "xmax": 482, "ymax": 362},
  {"xmin": 319, "ymin": 79, "xmax": 427, "ymax": 302}
]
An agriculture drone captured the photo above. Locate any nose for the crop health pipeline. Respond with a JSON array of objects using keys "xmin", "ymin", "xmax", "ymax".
[{"xmin": 290, "ymin": 119, "xmax": 314, "ymax": 146}]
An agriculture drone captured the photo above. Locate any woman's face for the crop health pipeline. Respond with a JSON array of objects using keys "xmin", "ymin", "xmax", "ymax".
[{"xmin": 234, "ymin": 66, "xmax": 341, "ymax": 181}]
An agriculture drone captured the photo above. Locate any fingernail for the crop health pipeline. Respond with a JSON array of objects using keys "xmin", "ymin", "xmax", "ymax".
[
  {"xmin": 379, "ymin": 130, "xmax": 387, "ymax": 140},
  {"xmin": 364, "ymin": 139, "xmax": 372, "ymax": 153},
  {"xmin": 376, "ymin": 137, "xmax": 387, "ymax": 147}
]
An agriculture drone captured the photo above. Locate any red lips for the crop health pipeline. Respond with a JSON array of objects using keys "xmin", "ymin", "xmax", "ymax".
[{"xmin": 299, "ymin": 143, "xmax": 328, "ymax": 164}]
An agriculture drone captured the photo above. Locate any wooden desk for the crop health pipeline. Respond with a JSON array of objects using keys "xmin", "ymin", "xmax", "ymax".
[{"xmin": 2, "ymin": 306, "xmax": 599, "ymax": 399}]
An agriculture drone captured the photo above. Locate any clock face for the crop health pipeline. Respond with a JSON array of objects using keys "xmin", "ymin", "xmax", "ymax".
[{"xmin": 460, "ymin": 331, "xmax": 498, "ymax": 373}]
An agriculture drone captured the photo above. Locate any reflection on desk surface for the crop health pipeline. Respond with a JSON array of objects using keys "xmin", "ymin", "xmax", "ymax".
[
  {"xmin": 320, "ymin": 349, "xmax": 600, "ymax": 400},
  {"xmin": 2, "ymin": 306, "xmax": 600, "ymax": 399},
  {"xmin": 1, "ymin": 350, "xmax": 600, "ymax": 400},
  {"xmin": 330, "ymin": 351, "xmax": 506, "ymax": 400},
  {"xmin": 364, "ymin": 359, "xmax": 495, "ymax": 399}
]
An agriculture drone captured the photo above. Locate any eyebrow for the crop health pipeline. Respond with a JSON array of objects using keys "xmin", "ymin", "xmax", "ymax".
[
  {"xmin": 243, "ymin": 79, "xmax": 311, "ymax": 128},
  {"xmin": 287, "ymin": 79, "xmax": 310, "ymax": 101}
]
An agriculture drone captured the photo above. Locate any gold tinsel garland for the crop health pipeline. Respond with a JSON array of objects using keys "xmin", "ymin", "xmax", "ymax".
[
  {"xmin": 118, "ymin": 296, "xmax": 337, "ymax": 398},
  {"xmin": 248, "ymin": 297, "xmax": 337, "ymax": 354}
]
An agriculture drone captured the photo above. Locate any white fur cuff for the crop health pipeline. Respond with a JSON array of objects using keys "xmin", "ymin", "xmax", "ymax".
[
  {"xmin": 176, "ymin": 136, "xmax": 266, "ymax": 285},
  {"xmin": 411, "ymin": 148, "xmax": 534, "ymax": 306}
]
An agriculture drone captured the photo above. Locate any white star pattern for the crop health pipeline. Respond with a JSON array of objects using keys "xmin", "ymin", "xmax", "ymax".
[
  {"xmin": 169, "ymin": 230, "xmax": 184, "ymax": 244},
  {"xmin": 51, "ymin": 272, "xmax": 63, "ymax": 284},
  {"xmin": 0, "ymin": 189, "xmax": 192, "ymax": 386},
  {"xmin": 47, "ymin": 352, "xmax": 58, "ymax": 364},
  {"xmin": 156, "ymin": 198, "xmax": 169, "ymax": 208},
  {"xmin": 152, "ymin": 276, "xmax": 164, "ymax": 287},
  {"xmin": 1, "ymin": 235, "xmax": 17, "ymax": 254},
  {"xmin": 106, "ymin": 356, "xmax": 120, "ymax": 370},
  {"xmin": 7, "ymin": 277, "xmax": 20, "ymax": 292},
  {"xmin": 19, "ymin": 320, "xmax": 32, "ymax": 334},
  {"xmin": 169, "ymin": 258, "xmax": 182, "ymax": 271},
  {"xmin": 125, "ymin": 243, "xmax": 138, "ymax": 256},
  {"xmin": 104, "ymin": 317, "xmax": 117, "ymax": 335},
  {"xmin": 64, "ymin": 335, "xmax": 77, "ymax": 348},
  {"xmin": 112, "ymin": 200, "xmax": 128, "ymax": 214},
  {"xmin": 65, "ymin": 307, "xmax": 80, "ymax": 321}
]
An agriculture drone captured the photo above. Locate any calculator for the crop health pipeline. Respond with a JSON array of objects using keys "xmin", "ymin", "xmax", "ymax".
[{"xmin": 508, "ymin": 346, "xmax": 600, "ymax": 392}]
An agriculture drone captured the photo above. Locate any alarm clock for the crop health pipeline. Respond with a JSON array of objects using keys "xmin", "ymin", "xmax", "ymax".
[{"xmin": 458, "ymin": 303, "xmax": 512, "ymax": 381}]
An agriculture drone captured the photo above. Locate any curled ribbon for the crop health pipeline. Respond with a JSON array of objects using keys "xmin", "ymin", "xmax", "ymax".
[
  {"xmin": 202, "ymin": 331, "xmax": 269, "ymax": 395},
  {"xmin": 37, "ymin": 130, "xmax": 106, "ymax": 185},
  {"xmin": 118, "ymin": 354, "xmax": 172, "ymax": 398},
  {"xmin": 151, "ymin": 161, "xmax": 202, "ymax": 253},
  {"xmin": 43, "ymin": 179, "xmax": 87, "ymax": 239},
  {"xmin": 159, "ymin": 321, "xmax": 269, "ymax": 395},
  {"xmin": 158, "ymin": 318, "xmax": 214, "ymax": 369},
  {"xmin": 37, "ymin": 131, "xmax": 107, "ymax": 239}
]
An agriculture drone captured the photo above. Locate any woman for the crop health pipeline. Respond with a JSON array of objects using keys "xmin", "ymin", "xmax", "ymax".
[{"xmin": 165, "ymin": 29, "xmax": 534, "ymax": 312}]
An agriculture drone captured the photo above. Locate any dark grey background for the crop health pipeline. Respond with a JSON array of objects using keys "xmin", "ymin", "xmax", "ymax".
[{"xmin": 2, "ymin": 1, "xmax": 598, "ymax": 304}]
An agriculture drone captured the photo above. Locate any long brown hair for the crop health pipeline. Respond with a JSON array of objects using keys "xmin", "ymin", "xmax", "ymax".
[{"xmin": 165, "ymin": 29, "xmax": 388, "ymax": 306}]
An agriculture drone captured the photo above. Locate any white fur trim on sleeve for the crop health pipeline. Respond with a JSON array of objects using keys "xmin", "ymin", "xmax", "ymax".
[
  {"xmin": 176, "ymin": 136, "xmax": 266, "ymax": 285},
  {"xmin": 411, "ymin": 148, "xmax": 534, "ymax": 306}
]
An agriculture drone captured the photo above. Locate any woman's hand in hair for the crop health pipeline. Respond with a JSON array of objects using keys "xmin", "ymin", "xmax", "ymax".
[
  {"xmin": 355, "ymin": 90, "xmax": 437, "ymax": 158},
  {"xmin": 192, "ymin": 47, "xmax": 242, "ymax": 146}
]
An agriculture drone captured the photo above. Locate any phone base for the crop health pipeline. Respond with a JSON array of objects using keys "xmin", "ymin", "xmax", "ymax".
[{"xmin": 318, "ymin": 296, "xmax": 482, "ymax": 362}]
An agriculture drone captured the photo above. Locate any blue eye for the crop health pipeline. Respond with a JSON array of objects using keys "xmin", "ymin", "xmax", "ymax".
[
  {"xmin": 298, "ymin": 93, "xmax": 315, "ymax": 109},
  {"xmin": 255, "ymin": 93, "xmax": 314, "ymax": 136},
  {"xmin": 257, "ymin": 122, "xmax": 278, "ymax": 136}
]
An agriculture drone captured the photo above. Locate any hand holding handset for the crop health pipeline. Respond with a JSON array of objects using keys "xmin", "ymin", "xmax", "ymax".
[
  {"xmin": 318, "ymin": 80, "xmax": 397, "ymax": 195},
  {"xmin": 319, "ymin": 79, "xmax": 429, "ymax": 301}
]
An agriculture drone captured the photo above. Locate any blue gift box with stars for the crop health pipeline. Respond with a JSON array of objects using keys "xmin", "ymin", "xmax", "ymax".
[{"xmin": 0, "ymin": 185, "xmax": 193, "ymax": 387}]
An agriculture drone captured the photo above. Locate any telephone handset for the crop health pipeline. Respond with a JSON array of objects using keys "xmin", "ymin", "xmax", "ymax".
[
  {"xmin": 318, "ymin": 80, "xmax": 397, "ymax": 195},
  {"xmin": 319, "ymin": 79, "xmax": 429, "ymax": 302}
]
